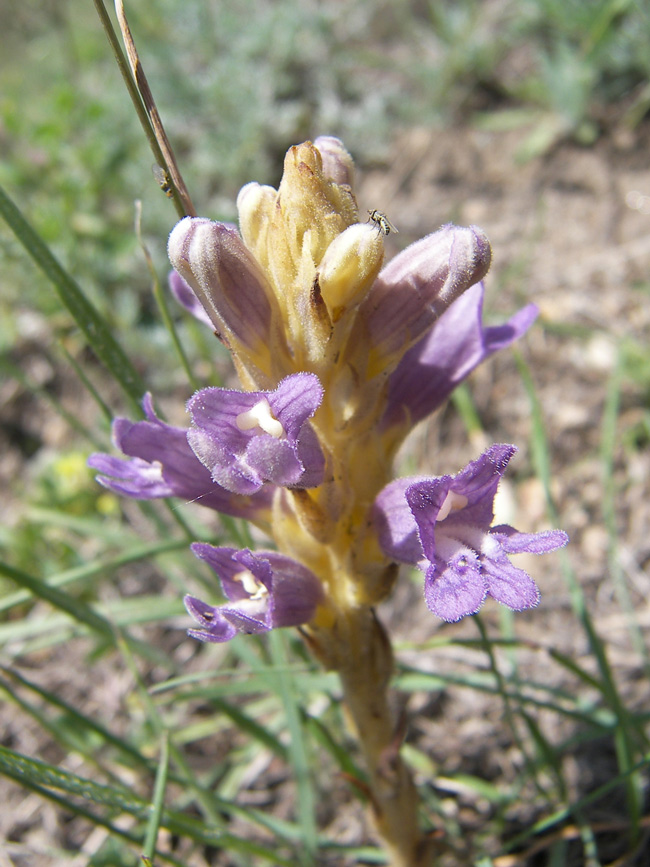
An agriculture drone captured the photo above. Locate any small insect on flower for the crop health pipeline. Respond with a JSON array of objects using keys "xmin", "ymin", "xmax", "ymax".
[
  {"xmin": 367, "ymin": 208, "xmax": 398, "ymax": 235},
  {"xmin": 152, "ymin": 164, "xmax": 174, "ymax": 198}
]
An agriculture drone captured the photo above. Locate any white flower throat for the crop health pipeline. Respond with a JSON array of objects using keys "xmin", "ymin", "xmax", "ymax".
[
  {"xmin": 236, "ymin": 399, "xmax": 284, "ymax": 438},
  {"xmin": 233, "ymin": 569, "xmax": 268, "ymax": 600}
]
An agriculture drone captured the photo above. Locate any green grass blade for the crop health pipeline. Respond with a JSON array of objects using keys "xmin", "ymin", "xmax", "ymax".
[
  {"xmin": 209, "ymin": 696, "xmax": 289, "ymax": 760},
  {"xmin": 305, "ymin": 712, "xmax": 364, "ymax": 781},
  {"xmin": 0, "ymin": 666, "xmax": 153, "ymax": 771},
  {"xmin": 516, "ymin": 350, "xmax": 647, "ymax": 840},
  {"xmin": 268, "ymin": 630, "xmax": 318, "ymax": 863},
  {"xmin": 0, "ymin": 537, "xmax": 189, "ymax": 614},
  {"xmin": 0, "ymin": 182, "xmax": 145, "ymax": 413},
  {"xmin": 474, "ymin": 615, "xmax": 551, "ymax": 800},
  {"xmin": 142, "ymin": 733, "xmax": 170, "ymax": 861},
  {"xmin": 0, "ymin": 560, "xmax": 173, "ymax": 666},
  {"xmin": 58, "ymin": 337, "xmax": 115, "ymax": 425},
  {"xmin": 0, "ymin": 355, "xmax": 107, "ymax": 445},
  {"xmin": 0, "ymin": 744, "xmax": 292, "ymax": 864},
  {"xmin": 136, "ymin": 205, "xmax": 199, "ymax": 392},
  {"xmin": 600, "ymin": 353, "xmax": 650, "ymax": 676},
  {"xmin": 0, "ymin": 559, "xmax": 116, "ymax": 639}
]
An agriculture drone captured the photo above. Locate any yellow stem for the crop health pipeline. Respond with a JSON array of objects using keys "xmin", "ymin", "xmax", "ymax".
[{"xmin": 312, "ymin": 608, "xmax": 439, "ymax": 867}]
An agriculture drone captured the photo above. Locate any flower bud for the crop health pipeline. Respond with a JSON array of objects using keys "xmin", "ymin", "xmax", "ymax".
[
  {"xmin": 236, "ymin": 182, "xmax": 277, "ymax": 269},
  {"xmin": 314, "ymin": 136, "xmax": 355, "ymax": 188},
  {"xmin": 316, "ymin": 223, "xmax": 385, "ymax": 322},
  {"xmin": 349, "ymin": 224, "xmax": 492, "ymax": 376},
  {"xmin": 168, "ymin": 216, "xmax": 286, "ymax": 376}
]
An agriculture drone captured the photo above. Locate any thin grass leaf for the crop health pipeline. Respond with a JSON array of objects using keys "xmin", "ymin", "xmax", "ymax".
[
  {"xmin": 268, "ymin": 629, "xmax": 318, "ymax": 863},
  {"xmin": 518, "ymin": 708, "xmax": 567, "ymax": 801},
  {"xmin": 436, "ymin": 773, "xmax": 511, "ymax": 806},
  {"xmin": 156, "ymin": 669, "xmax": 340, "ymax": 703},
  {"xmin": 116, "ymin": 639, "xmax": 310, "ymax": 856},
  {"xmin": 0, "ymin": 612, "xmax": 76, "ymax": 645},
  {"xmin": 318, "ymin": 844, "xmax": 386, "ymax": 863},
  {"xmin": 0, "ymin": 758, "xmax": 167, "ymax": 861},
  {"xmin": 305, "ymin": 712, "xmax": 365, "ymax": 781},
  {"xmin": 502, "ymin": 751, "xmax": 650, "ymax": 854},
  {"xmin": 0, "ymin": 559, "xmax": 117, "ymax": 640},
  {"xmin": 0, "ymin": 672, "xmax": 136, "ymax": 792},
  {"xmin": 142, "ymin": 733, "xmax": 170, "ymax": 861},
  {"xmin": 600, "ymin": 352, "xmax": 650, "ymax": 676},
  {"xmin": 0, "ymin": 182, "xmax": 145, "ymax": 414},
  {"xmin": 24, "ymin": 505, "xmax": 136, "ymax": 540},
  {"xmin": 92, "ymin": 0, "xmax": 190, "ymax": 220},
  {"xmin": 451, "ymin": 381, "xmax": 484, "ymax": 436},
  {"xmin": 0, "ymin": 666, "xmax": 153, "ymax": 771},
  {"xmin": 0, "ymin": 355, "xmax": 106, "ymax": 446},
  {"xmin": 396, "ymin": 667, "xmax": 617, "ymax": 730},
  {"xmin": 548, "ymin": 648, "xmax": 614, "ymax": 695},
  {"xmin": 208, "ymin": 696, "xmax": 289, "ymax": 760},
  {"xmin": 516, "ymin": 351, "xmax": 647, "ymax": 837},
  {"xmin": 135, "ymin": 201, "xmax": 199, "ymax": 391},
  {"xmin": 0, "ymin": 745, "xmax": 293, "ymax": 864},
  {"xmin": 58, "ymin": 337, "xmax": 115, "ymax": 426},
  {"xmin": 0, "ymin": 560, "xmax": 173, "ymax": 666},
  {"xmin": 0, "ymin": 537, "xmax": 189, "ymax": 614},
  {"xmin": 115, "ymin": 631, "xmax": 227, "ymax": 832},
  {"xmin": 474, "ymin": 615, "xmax": 552, "ymax": 801},
  {"xmin": 0, "ymin": 744, "xmax": 153, "ymax": 815}
]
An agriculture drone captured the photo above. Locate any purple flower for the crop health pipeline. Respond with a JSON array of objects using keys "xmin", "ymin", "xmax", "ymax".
[
  {"xmin": 185, "ymin": 545, "xmax": 324, "ymax": 642},
  {"xmin": 187, "ymin": 373, "xmax": 325, "ymax": 495},
  {"xmin": 313, "ymin": 135, "xmax": 355, "ymax": 187},
  {"xmin": 373, "ymin": 445, "xmax": 568, "ymax": 622},
  {"xmin": 88, "ymin": 394, "xmax": 271, "ymax": 520},
  {"xmin": 168, "ymin": 217, "xmax": 286, "ymax": 364},
  {"xmin": 168, "ymin": 270, "xmax": 214, "ymax": 329},
  {"xmin": 351, "ymin": 223, "xmax": 492, "ymax": 365},
  {"xmin": 381, "ymin": 283, "xmax": 539, "ymax": 430}
]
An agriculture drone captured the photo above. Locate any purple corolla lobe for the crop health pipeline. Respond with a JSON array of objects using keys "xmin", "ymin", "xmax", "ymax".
[
  {"xmin": 373, "ymin": 445, "xmax": 568, "ymax": 622},
  {"xmin": 168, "ymin": 216, "xmax": 277, "ymax": 351},
  {"xmin": 358, "ymin": 223, "xmax": 492, "ymax": 359},
  {"xmin": 168, "ymin": 270, "xmax": 214, "ymax": 329},
  {"xmin": 187, "ymin": 373, "xmax": 325, "ymax": 495},
  {"xmin": 382, "ymin": 283, "xmax": 539, "ymax": 429},
  {"xmin": 88, "ymin": 394, "xmax": 270, "ymax": 519},
  {"xmin": 185, "ymin": 545, "xmax": 324, "ymax": 642}
]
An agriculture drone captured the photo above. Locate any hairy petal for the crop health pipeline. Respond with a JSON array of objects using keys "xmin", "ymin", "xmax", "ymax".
[
  {"xmin": 443, "ymin": 444, "xmax": 517, "ymax": 528},
  {"xmin": 481, "ymin": 554, "xmax": 541, "ymax": 611},
  {"xmin": 186, "ymin": 545, "xmax": 323, "ymax": 642},
  {"xmin": 187, "ymin": 373, "xmax": 325, "ymax": 495},
  {"xmin": 424, "ymin": 556, "xmax": 487, "ymax": 622},
  {"xmin": 490, "ymin": 526, "xmax": 569, "ymax": 555},
  {"xmin": 382, "ymin": 284, "xmax": 538, "ymax": 428},
  {"xmin": 359, "ymin": 224, "xmax": 492, "ymax": 361},
  {"xmin": 88, "ymin": 394, "xmax": 270, "ymax": 519},
  {"xmin": 373, "ymin": 445, "xmax": 566, "ymax": 622},
  {"xmin": 168, "ymin": 270, "xmax": 214, "ymax": 329}
]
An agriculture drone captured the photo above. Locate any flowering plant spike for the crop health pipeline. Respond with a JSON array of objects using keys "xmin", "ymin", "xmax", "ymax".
[{"xmin": 91, "ymin": 137, "xmax": 567, "ymax": 866}]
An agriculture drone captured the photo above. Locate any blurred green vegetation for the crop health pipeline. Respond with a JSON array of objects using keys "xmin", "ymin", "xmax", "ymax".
[{"xmin": 1, "ymin": 0, "xmax": 649, "ymax": 334}]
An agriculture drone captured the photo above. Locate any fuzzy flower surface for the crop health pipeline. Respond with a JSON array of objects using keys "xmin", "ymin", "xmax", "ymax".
[
  {"xmin": 89, "ymin": 136, "xmax": 567, "ymax": 646},
  {"xmin": 374, "ymin": 445, "xmax": 568, "ymax": 622},
  {"xmin": 381, "ymin": 283, "xmax": 539, "ymax": 432},
  {"xmin": 186, "ymin": 373, "xmax": 325, "ymax": 495},
  {"xmin": 88, "ymin": 394, "xmax": 270, "ymax": 520},
  {"xmin": 185, "ymin": 545, "xmax": 324, "ymax": 642}
]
